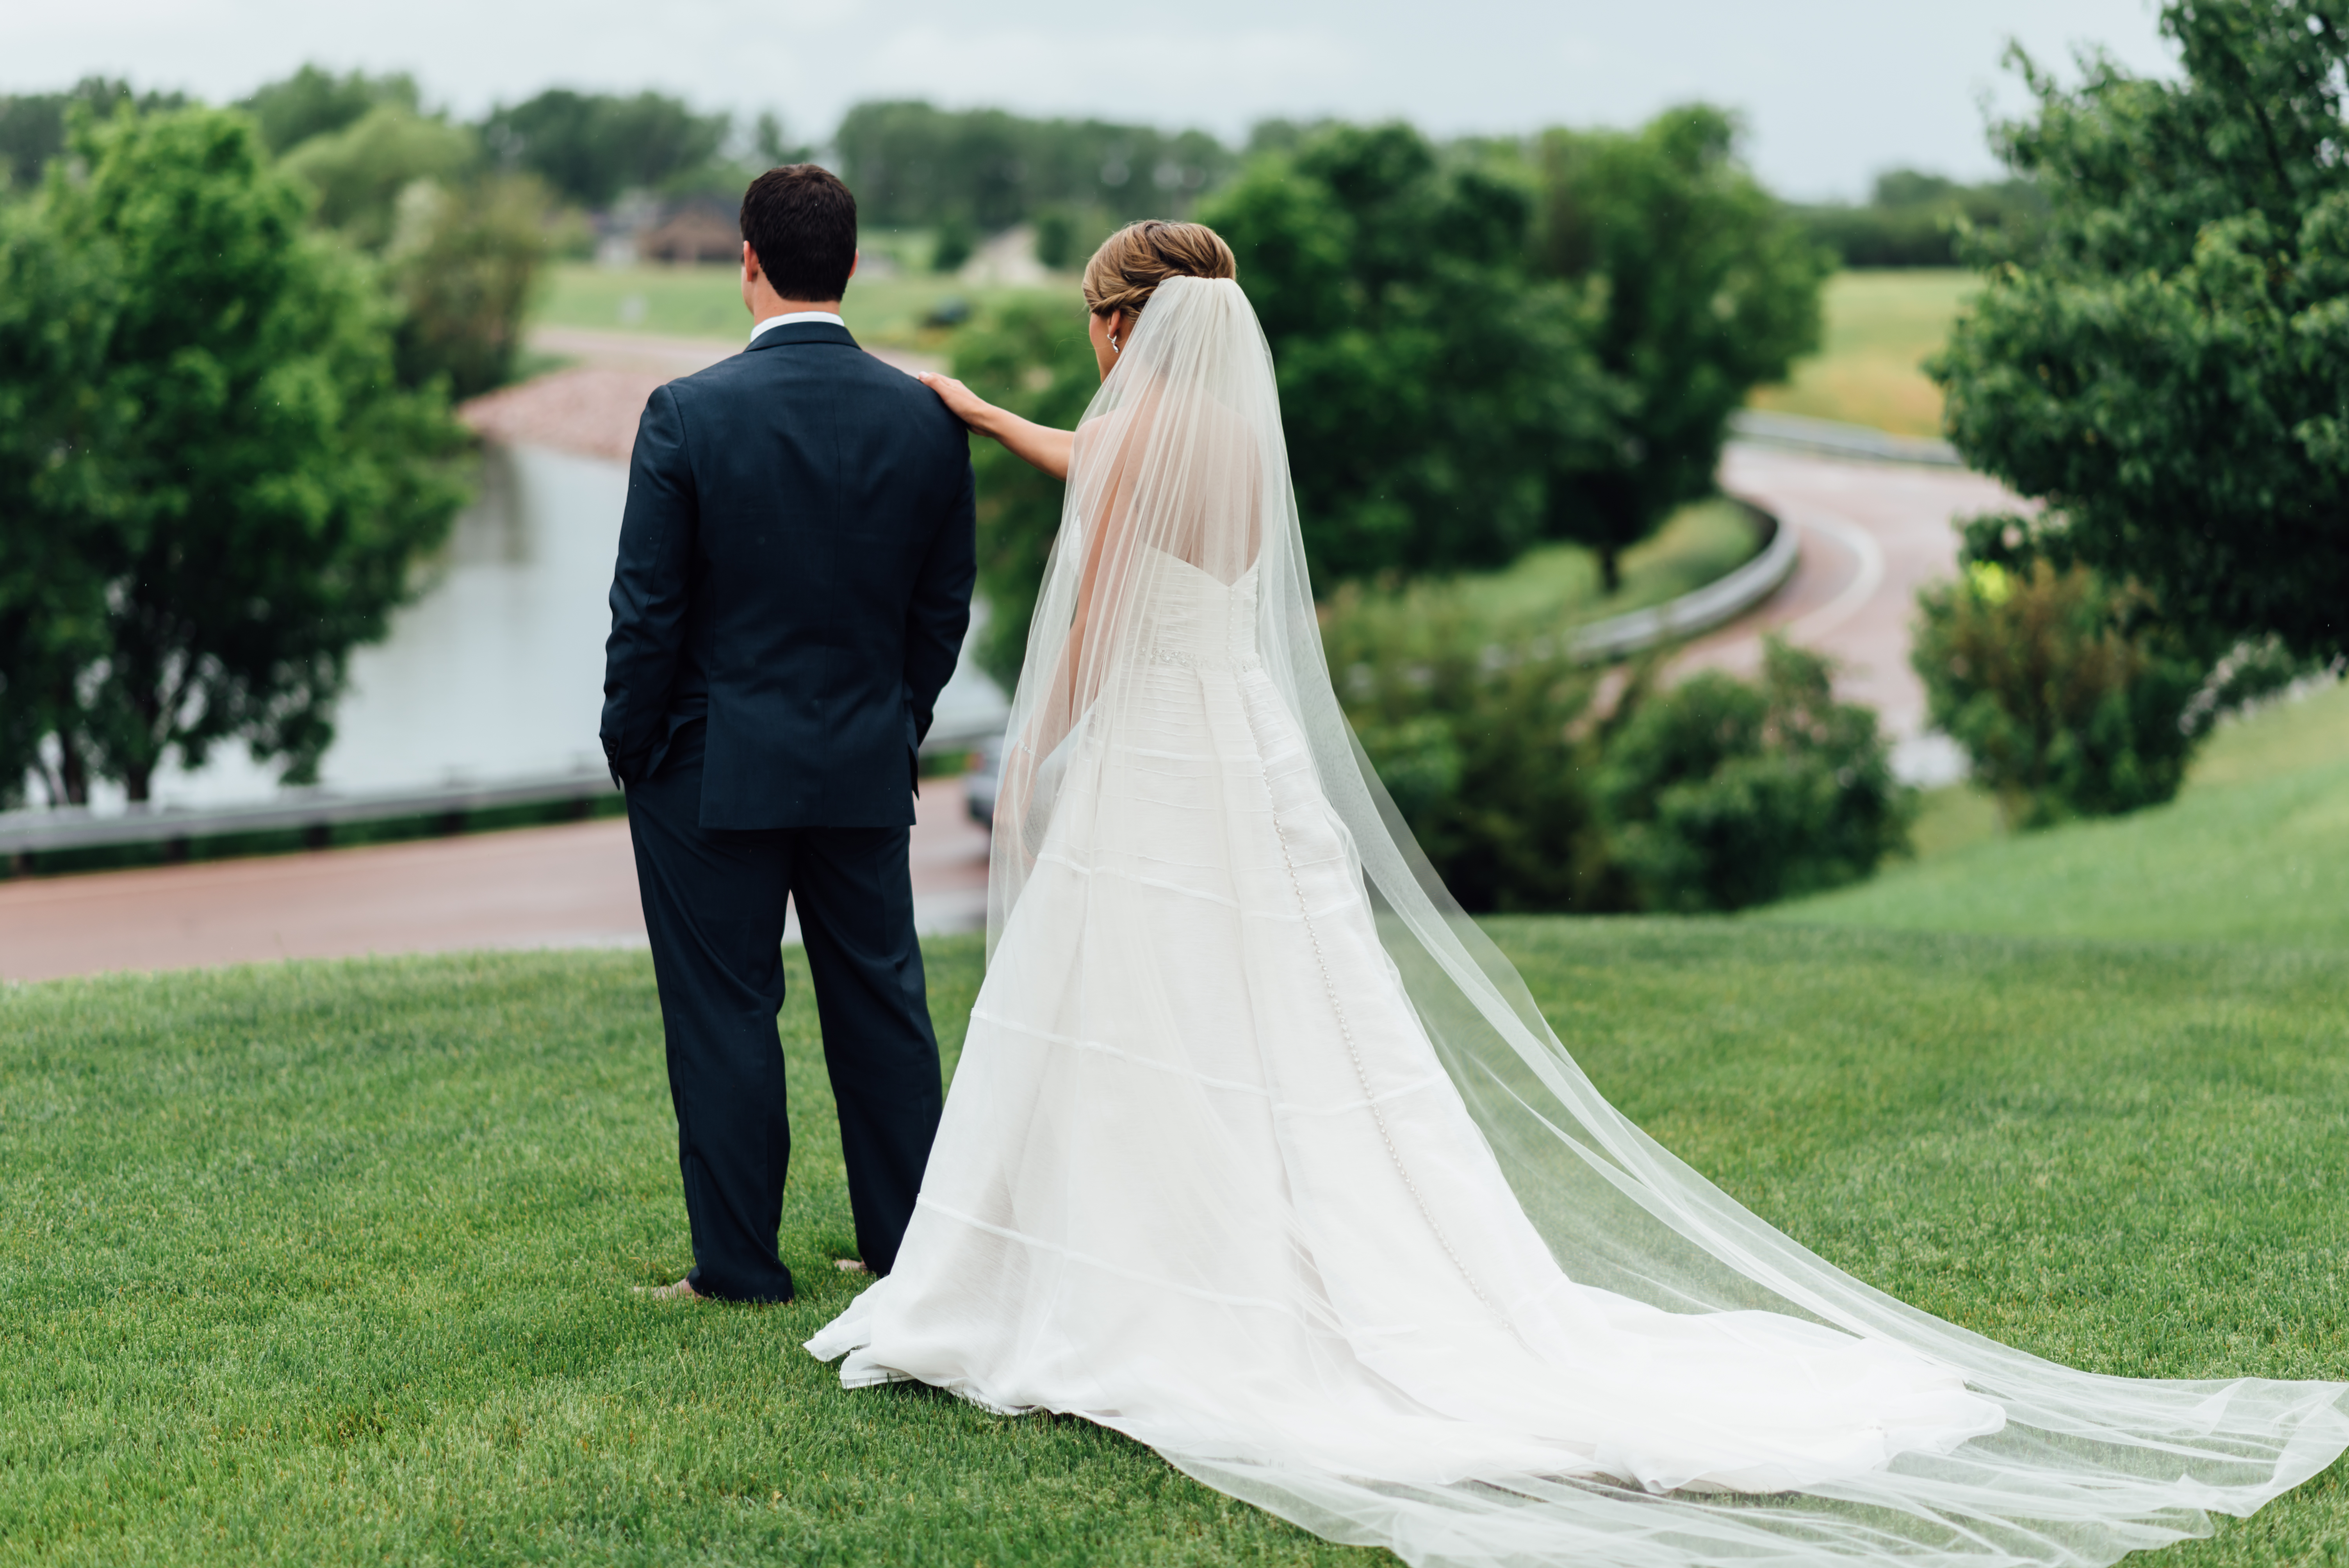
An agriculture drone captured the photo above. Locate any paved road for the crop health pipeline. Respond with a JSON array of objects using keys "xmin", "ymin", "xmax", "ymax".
[
  {"xmin": 0, "ymin": 779, "xmax": 991, "ymax": 984},
  {"xmin": 1704, "ymin": 444, "xmax": 2019, "ymax": 781}
]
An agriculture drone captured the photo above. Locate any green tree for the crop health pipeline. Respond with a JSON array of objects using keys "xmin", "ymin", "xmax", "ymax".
[
  {"xmin": 948, "ymin": 299, "xmax": 1103, "ymax": 688},
  {"xmin": 0, "ymin": 106, "xmax": 469, "ymax": 804},
  {"xmin": 278, "ymin": 103, "xmax": 479, "ymax": 249},
  {"xmin": 1933, "ymin": 0, "xmax": 2349, "ymax": 662},
  {"xmin": 482, "ymin": 90, "xmax": 728, "ymax": 208},
  {"xmin": 834, "ymin": 101, "xmax": 1233, "ymax": 232},
  {"xmin": 1595, "ymin": 639, "xmax": 1911, "ymax": 912},
  {"xmin": 1912, "ymin": 559, "xmax": 2213, "ymax": 827},
  {"xmin": 1791, "ymin": 168, "xmax": 2046, "ymax": 268},
  {"xmin": 238, "ymin": 64, "xmax": 419, "ymax": 154},
  {"xmin": 274, "ymin": 104, "xmax": 546, "ymax": 399},
  {"xmin": 384, "ymin": 174, "xmax": 552, "ymax": 398},
  {"xmin": 1201, "ymin": 123, "xmax": 1613, "ymax": 584},
  {"xmin": 0, "ymin": 202, "xmax": 123, "ymax": 806},
  {"xmin": 1532, "ymin": 107, "xmax": 1830, "ymax": 592}
]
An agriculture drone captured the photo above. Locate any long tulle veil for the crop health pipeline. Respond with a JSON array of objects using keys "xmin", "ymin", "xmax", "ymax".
[{"xmin": 983, "ymin": 275, "xmax": 2348, "ymax": 1564}]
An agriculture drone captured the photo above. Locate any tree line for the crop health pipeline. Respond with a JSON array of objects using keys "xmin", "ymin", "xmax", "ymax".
[{"xmin": 1, "ymin": 73, "xmax": 2029, "ymax": 268}]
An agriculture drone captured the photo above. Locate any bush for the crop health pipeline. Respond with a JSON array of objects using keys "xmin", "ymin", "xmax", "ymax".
[
  {"xmin": 930, "ymin": 216, "xmax": 975, "ymax": 274},
  {"xmin": 1032, "ymin": 203, "xmax": 1115, "ymax": 271},
  {"xmin": 1912, "ymin": 559, "xmax": 2210, "ymax": 827},
  {"xmin": 1595, "ymin": 639, "xmax": 1911, "ymax": 912},
  {"xmin": 1322, "ymin": 583, "xmax": 1620, "ymax": 914}
]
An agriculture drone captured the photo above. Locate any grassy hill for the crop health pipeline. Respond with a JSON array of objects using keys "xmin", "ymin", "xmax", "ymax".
[
  {"xmin": 5, "ymin": 676, "xmax": 2346, "ymax": 1563},
  {"xmin": 1772, "ymin": 681, "xmax": 2349, "ymax": 946},
  {"xmin": 3, "ymin": 918, "xmax": 2343, "ymax": 1564}
]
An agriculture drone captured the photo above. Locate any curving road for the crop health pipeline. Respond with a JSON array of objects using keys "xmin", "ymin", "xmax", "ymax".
[
  {"xmin": 1700, "ymin": 444, "xmax": 2019, "ymax": 783},
  {"xmin": 0, "ymin": 337, "xmax": 2012, "ymax": 980}
]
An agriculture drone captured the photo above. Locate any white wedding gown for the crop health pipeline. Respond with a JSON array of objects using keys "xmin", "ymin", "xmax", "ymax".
[
  {"xmin": 809, "ymin": 550, "xmax": 2003, "ymax": 1494},
  {"xmin": 812, "ymin": 277, "xmax": 2347, "ymax": 1567}
]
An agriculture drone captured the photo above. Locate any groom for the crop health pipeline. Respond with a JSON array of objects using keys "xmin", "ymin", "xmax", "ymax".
[{"xmin": 601, "ymin": 165, "xmax": 976, "ymax": 1303}]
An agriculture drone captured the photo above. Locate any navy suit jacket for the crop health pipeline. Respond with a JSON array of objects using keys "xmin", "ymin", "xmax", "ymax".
[{"xmin": 599, "ymin": 320, "xmax": 977, "ymax": 829}]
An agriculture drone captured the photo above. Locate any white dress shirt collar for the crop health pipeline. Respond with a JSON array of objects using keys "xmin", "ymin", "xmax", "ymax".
[{"xmin": 748, "ymin": 309, "xmax": 847, "ymax": 345}]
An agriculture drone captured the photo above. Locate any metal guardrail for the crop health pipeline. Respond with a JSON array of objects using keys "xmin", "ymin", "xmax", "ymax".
[
  {"xmin": 0, "ymin": 724, "xmax": 1013, "ymax": 862},
  {"xmin": 1567, "ymin": 501, "xmax": 1802, "ymax": 661},
  {"xmin": 1728, "ymin": 409, "xmax": 1961, "ymax": 467},
  {"xmin": 0, "ymin": 770, "xmax": 619, "ymax": 858}
]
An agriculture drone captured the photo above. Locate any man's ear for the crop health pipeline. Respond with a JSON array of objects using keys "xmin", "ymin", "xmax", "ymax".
[{"xmin": 742, "ymin": 241, "xmax": 761, "ymax": 283}]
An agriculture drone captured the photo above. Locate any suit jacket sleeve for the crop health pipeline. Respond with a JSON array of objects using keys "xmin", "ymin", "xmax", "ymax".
[
  {"xmin": 902, "ymin": 447, "xmax": 978, "ymax": 747},
  {"xmin": 600, "ymin": 385, "xmax": 696, "ymax": 784}
]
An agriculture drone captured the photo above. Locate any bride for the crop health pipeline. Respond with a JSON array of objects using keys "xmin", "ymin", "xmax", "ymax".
[{"xmin": 808, "ymin": 220, "xmax": 2347, "ymax": 1565}]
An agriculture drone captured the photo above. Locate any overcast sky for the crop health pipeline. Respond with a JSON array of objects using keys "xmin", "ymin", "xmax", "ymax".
[{"xmin": 4, "ymin": 0, "xmax": 2180, "ymax": 200}]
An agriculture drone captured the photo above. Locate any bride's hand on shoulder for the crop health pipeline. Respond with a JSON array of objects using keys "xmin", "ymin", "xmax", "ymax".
[
  {"xmin": 920, "ymin": 371, "xmax": 1076, "ymax": 482},
  {"xmin": 916, "ymin": 371, "xmax": 996, "ymax": 430}
]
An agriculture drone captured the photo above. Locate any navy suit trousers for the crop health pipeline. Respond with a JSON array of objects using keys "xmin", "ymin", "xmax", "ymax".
[{"xmin": 625, "ymin": 723, "xmax": 944, "ymax": 1301}]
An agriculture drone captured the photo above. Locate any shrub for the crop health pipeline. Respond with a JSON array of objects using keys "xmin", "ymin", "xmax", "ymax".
[
  {"xmin": 930, "ymin": 216, "xmax": 975, "ymax": 274},
  {"xmin": 1322, "ymin": 583, "xmax": 1620, "ymax": 914},
  {"xmin": 1595, "ymin": 639, "xmax": 1911, "ymax": 912},
  {"xmin": 1912, "ymin": 559, "xmax": 2210, "ymax": 828}
]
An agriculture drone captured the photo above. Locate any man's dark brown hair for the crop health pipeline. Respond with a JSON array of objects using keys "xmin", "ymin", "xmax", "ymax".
[{"xmin": 740, "ymin": 165, "xmax": 857, "ymax": 301}]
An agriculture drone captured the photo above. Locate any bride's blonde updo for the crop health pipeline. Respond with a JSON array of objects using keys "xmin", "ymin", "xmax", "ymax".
[{"xmin": 1081, "ymin": 220, "xmax": 1237, "ymax": 319}]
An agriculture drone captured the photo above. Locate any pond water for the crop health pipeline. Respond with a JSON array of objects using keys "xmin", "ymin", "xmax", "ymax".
[{"xmin": 143, "ymin": 443, "xmax": 1008, "ymax": 811}]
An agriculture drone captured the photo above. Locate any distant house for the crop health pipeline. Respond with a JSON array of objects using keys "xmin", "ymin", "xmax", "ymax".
[{"xmin": 640, "ymin": 197, "xmax": 740, "ymax": 265}]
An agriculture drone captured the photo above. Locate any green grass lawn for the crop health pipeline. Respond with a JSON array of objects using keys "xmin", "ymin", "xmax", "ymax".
[
  {"xmin": 5, "ymin": 915, "xmax": 2344, "ymax": 1564},
  {"xmin": 1776, "ymin": 680, "xmax": 2349, "ymax": 946},
  {"xmin": 1747, "ymin": 269, "xmax": 1977, "ymax": 437}
]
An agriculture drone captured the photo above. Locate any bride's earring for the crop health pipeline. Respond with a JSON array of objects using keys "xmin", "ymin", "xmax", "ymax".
[{"xmin": 1110, "ymin": 333, "xmax": 1121, "ymax": 354}]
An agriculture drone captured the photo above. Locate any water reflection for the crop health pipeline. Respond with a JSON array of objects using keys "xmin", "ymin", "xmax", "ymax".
[{"xmin": 151, "ymin": 443, "xmax": 1007, "ymax": 809}]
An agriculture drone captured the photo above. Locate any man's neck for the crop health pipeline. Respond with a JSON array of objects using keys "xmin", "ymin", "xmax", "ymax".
[
  {"xmin": 748, "ymin": 305, "xmax": 847, "ymax": 346},
  {"xmin": 756, "ymin": 299, "xmax": 841, "ymax": 318}
]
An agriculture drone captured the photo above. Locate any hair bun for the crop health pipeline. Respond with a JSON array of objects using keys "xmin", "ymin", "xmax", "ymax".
[{"xmin": 1082, "ymin": 221, "xmax": 1237, "ymax": 319}]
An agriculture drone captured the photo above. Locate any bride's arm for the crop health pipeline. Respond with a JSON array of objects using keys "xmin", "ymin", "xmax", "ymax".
[{"xmin": 917, "ymin": 372, "xmax": 1074, "ymax": 481}]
